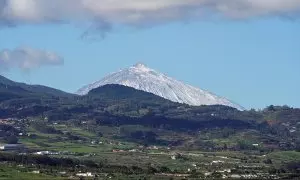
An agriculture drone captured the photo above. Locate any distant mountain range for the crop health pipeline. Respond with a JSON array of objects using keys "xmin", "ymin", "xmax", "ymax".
[
  {"xmin": 77, "ymin": 63, "xmax": 244, "ymax": 110},
  {"xmin": 1, "ymin": 63, "xmax": 244, "ymax": 110},
  {"xmin": 0, "ymin": 73, "xmax": 299, "ymax": 144},
  {"xmin": 0, "ymin": 69, "xmax": 299, "ymax": 155}
]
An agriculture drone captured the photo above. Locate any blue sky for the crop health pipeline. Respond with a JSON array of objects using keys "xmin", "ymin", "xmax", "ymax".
[{"xmin": 0, "ymin": 1, "xmax": 300, "ymax": 109}]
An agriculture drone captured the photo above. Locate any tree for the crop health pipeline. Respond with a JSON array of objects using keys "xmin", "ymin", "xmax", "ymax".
[
  {"xmin": 5, "ymin": 135, "xmax": 18, "ymax": 144},
  {"xmin": 263, "ymin": 159, "xmax": 273, "ymax": 164},
  {"xmin": 159, "ymin": 166, "xmax": 171, "ymax": 173},
  {"xmin": 266, "ymin": 105, "xmax": 275, "ymax": 111},
  {"xmin": 223, "ymin": 143, "xmax": 228, "ymax": 150},
  {"xmin": 237, "ymin": 140, "xmax": 252, "ymax": 150},
  {"xmin": 295, "ymin": 141, "xmax": 300, "ymax": 152},
  {"xmin": 97, "ymin": 132, "xmax": 103, "ymax": 137},
  {"xmin": 211, "ymin": 172, "xmax": 222, "ymax": 178},
  {"xmin": 144, "ymin": 131, "xmax": 157, "ymax": 142}
]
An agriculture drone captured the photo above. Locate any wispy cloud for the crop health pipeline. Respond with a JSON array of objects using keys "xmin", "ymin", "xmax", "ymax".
[
  {"xmin": 0, "ymin": 46, "xmax": 64, "ymax": 71},
  {"xmin": 0, "ymin": 0, "xmax": 300, "ymax": 37}
]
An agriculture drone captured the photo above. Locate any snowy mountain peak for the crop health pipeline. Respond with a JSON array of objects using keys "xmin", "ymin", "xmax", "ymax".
[
  {"xmin": 76, "ymin": 63, "xmax": 245, "ymax": 110},
  {"xmin": 132, "ymin": 63, "xmax": 152, "ymax": 72},
  {"xmin": 134, "ymin": 62, "xmax": 147, "ymax": 68}
]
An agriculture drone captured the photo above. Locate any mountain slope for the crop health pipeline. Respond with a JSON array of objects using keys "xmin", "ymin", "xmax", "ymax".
[
  {"xmin": 86, "ymin": 84, "xmax": 178, "ymax": 117},
  {"xmin": 77, "ymin": 63, "xmax": 244, "ymax": 110},
  {"xmin": 0, "ymin": 75, "xmax": 73, "ymax": 100},
  {"xmin": 88, "ymin": 84, "xmax": 173, "ymax": 103}
]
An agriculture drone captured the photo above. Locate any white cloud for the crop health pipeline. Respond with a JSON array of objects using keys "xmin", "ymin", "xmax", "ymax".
[
  {"xmin": 0, "ymin": 0, "xmax": 300, "ymax": 36},
  {"xmin": 0, "ymin": 47, "xmax": 64, "ymax": 71}
]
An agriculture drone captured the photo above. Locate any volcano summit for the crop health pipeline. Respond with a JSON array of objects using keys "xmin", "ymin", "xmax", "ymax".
[{"xmin": 76, "ymin": 63, "xmax": 244, "ymax": 110}]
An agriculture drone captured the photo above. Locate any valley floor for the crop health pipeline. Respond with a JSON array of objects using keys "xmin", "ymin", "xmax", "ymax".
[{"xmin": 0, "ymin": 120, "xmax": 299, "ymax": 179}]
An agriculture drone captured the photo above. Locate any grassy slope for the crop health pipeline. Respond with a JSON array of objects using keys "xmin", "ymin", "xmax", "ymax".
[{"xmin": 0, "ymin": 165, "xmax": 64, "ymax": 180}]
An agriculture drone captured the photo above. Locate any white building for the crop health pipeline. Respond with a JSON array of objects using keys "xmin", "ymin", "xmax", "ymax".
[
  {"xmin": 211, "ymin": 160, "xmax": 225, "ymax": 164},
  {"xmin": 0, "ymin": 144, "xmax": 25, "ymax": 151},
  {"xmin": 76, "ymin": 172, "xmax": 93, "ymax": 177},
  {"xmin": 34, "ymin": 151, "xmax": 58, "ymax": 155}
]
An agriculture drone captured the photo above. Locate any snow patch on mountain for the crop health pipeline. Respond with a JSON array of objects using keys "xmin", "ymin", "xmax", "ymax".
[{"xmin": 76, "ymin": 63, "xmax": 245, "ymax": 110}]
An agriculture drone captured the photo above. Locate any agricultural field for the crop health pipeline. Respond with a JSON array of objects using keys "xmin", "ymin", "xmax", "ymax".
[{"xmin": 0, "ymin": 119, "xmax": 298, "ymax": 179}]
